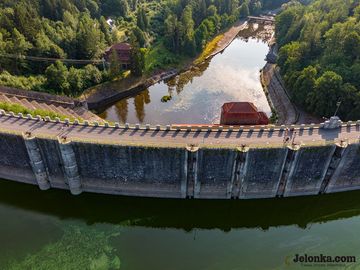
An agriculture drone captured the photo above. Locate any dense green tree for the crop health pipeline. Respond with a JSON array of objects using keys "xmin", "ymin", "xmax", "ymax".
[
  {"xmin": 132, "ymin": 27, "xmax": 146, "ymax": 47},
  {"xmin": 194, "ymin": 23, "xmax": 209, "ymax": 51},
  {"xmin": 239, "ymin": 3, "xmax": 250, "ymax": 18},
  {"xmin": 307, "ymin": 71, "xmax": 343, "ymax": 117},
  {"xmin": 34, "ymin": 31, "xmax": 66, "ymax": 58},
  {"xmin": 207, "ymin": 5, "xmax": 218, "ymax": 16},
  {"xmin": 8, "ymin": 28, "xmax": 32, "ymax": 55},
  {"xmin": 292, "ymin": 65, "xmax": 317, "ymax": 107},
  {"xmin": 278, "ymin": 41, "xmax": 307, "ymax": 76},
  {"xmin": 45, "ymin": 61, "xmax": 69, "ymax": 94},
  {"xmin": 109, "ymin": 49, "xmax": 122, "ymax": 78},
  {"xmin": 164, "ymin": 14, "xmax": 181, "ymax": 52},
  {"xmin": 102, "ymin": 0, "xmax": 130, "ymax": 17},
  {"xmin": 181, "ymin": 5, "xmax": 196, "ymax": 55},
  {"xmin": 13, "ymin": 1, "xmax": 41, "ymax": 42},
  {"xmin": 76, "ymin": 13, "xmax": 106, "ymax": 59},
  {"xmin": 83, "ymin": 64, "xmax": 102, "ymax": 87},
  {"xmin": 0, "ymin": 0, "xmax": 287, "ymax": 94},
  {"xmin": 136, "ymin": 7, "xmax": 149, "ymax": 31},
  {"xmin": 343, "ymin": 32, "xmax": 360, "ymax": 61},
  {"xmin": 130, "ymin": 33, "xmax": 146, "ymax": 76},
  {"xmin": 277, "ymin": 0, "xmax": 360, "ymax": 120},
  {"xmin": 99, "ymin": 16, "xmax": 113, "ymax": 45},
  {"xmin": 68, "ymin": 67, "xmax": 84, "ymax": 94}
]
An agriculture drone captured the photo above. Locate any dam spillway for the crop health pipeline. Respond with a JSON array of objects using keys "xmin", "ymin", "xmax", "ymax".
[{"xmin": 0, "ymin": 112, "xmax": 360, "ymax": 199}]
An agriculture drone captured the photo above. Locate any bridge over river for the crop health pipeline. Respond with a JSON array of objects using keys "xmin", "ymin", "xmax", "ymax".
[{"xmin": 1, "ymin": 111, "xmax": 360, "ymax": 199}]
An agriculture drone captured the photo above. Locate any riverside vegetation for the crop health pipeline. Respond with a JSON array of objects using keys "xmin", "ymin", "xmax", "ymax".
[
  {"xmin": 276, "ymin": 0, "xmax": 360, "ymax": 120},
  {"xmin": 0, "ymin": 102, "xmax": 81, "ymax": 121},
  {"xmin": 0, "ymin": 0, "xmax": 287, "ymax": 97}
]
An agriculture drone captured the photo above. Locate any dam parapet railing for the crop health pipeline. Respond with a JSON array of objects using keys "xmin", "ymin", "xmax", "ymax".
[
  {"xmin": 1, "ymin": 110, "xmax": 360, "ymax": 200},
  {"xmin": 0, "ymin": 109, "xmax": 354, "ymax": 134}
]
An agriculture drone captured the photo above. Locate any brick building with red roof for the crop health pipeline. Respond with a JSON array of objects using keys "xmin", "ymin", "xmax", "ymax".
[
  {"xmin": 104, "ymin": 42, "xmax": 132, "ymax": 70},
  {"xmin": 220, "ymin": 102, "xmax": 269, "ymax": 125}
]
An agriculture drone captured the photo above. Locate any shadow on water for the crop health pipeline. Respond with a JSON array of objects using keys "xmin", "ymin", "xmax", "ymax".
[{"xmin": 2, "ymin": 179, "xmax": 360, "ymax": 231}]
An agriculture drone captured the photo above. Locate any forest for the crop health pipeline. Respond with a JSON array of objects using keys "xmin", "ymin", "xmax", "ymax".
[
  {"xmin": 276, "ymin": 0, "xmax": 360, "ymax": 120},
  {"xmin": 0, "ymin": 0, "xmax": 286, "ymax": 96}
]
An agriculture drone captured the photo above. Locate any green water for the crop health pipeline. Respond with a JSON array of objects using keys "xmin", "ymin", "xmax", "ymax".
[{"xmin": 1, "ymin": 179, "xmax": 360, "ymax": 269}]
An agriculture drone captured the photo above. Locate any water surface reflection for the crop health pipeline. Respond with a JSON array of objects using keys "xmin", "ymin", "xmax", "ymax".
[
  {"xmin": 2, "ymin": 180, "xmax": 360, "ymax": 269},
  {"xmin": 100, "ymin": 23, "xmax": 273, "ymax": 125}
]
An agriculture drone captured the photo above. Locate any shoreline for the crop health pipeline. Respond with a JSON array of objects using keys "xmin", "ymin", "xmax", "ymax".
[
  {"xmin": 260, "ymin": 41, "xmax": 322, "ymax": 125},
  {"xmin": 82, "ymin": 21, "xmax": 248, "ymax": 111},
  {"xmin": 206, "ymin": 20, "xmax": 248, "ymax": 60}
]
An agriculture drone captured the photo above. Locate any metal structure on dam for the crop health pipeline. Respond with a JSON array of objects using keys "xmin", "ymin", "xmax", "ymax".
[{"xmin": 0, "ymin": 109, "xmax": 360, "ymax": 199}]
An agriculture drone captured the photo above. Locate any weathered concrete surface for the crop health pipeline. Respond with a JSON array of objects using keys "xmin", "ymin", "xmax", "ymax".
[
  {"xmin": 197, "ymin": 148, "xmax": 236, "ymax": 198},
  {"xmin": 326, "ymin": 144, "xmax": 360, "ymax": 193},
  {"xmin": 284, "ymin": 145, "xmax": 336, "ymax": 197},
  {"xmin": 58, "ymin": 140, "xmax": 82, "ymax": 195},
  {"xmin": 23, "ymin": 136, "xmax": 51, "ymax": 190},
  {"xmin": 36, "ymin": 138, "xmax": 65, "ymax": 189},
  {"xmin": 72, "ymin": 143, "xmax": 186, "ymax": 198},
  {"xmin": 240, "ymin": 148, "xmax": 287, "ymax": 199},
  {"xmin": 0, "ymin": 133, "xmax": 35, "ymax": 185},
  {"xmin": 1, "ymin": 114, "xmax": 360, "ymax": 199}
]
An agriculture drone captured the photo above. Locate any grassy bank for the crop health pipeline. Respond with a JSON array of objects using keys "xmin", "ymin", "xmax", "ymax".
[
  {"xmin": 194, "ymin": 34, "xmax": 224, "ymax": 65},
  {"xmin": 144, "ymin": 40, "xmax": 190, "ymax": 73},
  {"xmin": 0, "ymin": 102, "xmax": 79, "ymax": 121}
]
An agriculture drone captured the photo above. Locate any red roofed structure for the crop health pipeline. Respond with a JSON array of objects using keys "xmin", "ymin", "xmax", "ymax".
[
  {"xmin": 220, "ymin": 102, "xmax": 269, "ymax": 125},
  {"xmin": 104, "ymin": 42, "xmax": 132, "ymax": 69}
]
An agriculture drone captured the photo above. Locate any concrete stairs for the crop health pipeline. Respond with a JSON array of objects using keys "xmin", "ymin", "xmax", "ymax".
[{"xmin": 0, "ymin": 93, "xmax": 102, "ymax": 122}]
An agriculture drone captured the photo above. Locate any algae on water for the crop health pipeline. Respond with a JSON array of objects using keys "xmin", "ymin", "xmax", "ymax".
[{"xmin": 4, "ymin": 224, "xmax": 121, "ymax": 270}]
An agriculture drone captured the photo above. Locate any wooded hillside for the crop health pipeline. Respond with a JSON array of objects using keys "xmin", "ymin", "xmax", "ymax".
[
  {"xmin": 276, "ymin": 0, "xmax": 360, "ymax": 120},
  {"xmin": 0, "ymin": 0, "xmax": 286, "ymax": 95}
]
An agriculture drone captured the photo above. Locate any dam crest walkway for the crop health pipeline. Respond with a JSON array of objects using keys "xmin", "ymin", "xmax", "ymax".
[{"xmin": 0, "ymin": 111, "xmax": 359, "ymax": 148}]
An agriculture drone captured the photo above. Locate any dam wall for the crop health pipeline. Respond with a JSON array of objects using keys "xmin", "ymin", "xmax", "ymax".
[
  {"xmin": 0, "ymin": 133, "xmax": 35, "ymax": 185},
  {"xmin": 0, "ymin": 128, "xmax": 359, "ymax": 199}
]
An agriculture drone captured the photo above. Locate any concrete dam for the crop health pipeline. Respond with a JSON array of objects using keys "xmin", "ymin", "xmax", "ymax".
[{"xmin": 0, "ymin": 111, "xmax": 360, "ymax": 199}]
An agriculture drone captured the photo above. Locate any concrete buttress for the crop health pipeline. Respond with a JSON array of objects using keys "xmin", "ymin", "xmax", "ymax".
[
  {"xmin": 57, "ymin": 138, "xmax": 82, "ymax": 195},
  {"xmin": 23, "ymin": 133, "xmax": 51, "ymax": 190}
]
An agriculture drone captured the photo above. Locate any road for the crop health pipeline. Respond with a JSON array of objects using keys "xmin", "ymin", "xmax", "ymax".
[{"xmin": 0, "ymin": 114, "xmax": 359, "ymax": 148}]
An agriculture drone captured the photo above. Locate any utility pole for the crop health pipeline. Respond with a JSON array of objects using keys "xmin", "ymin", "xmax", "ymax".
[
  {"xmin": 334, "ymin": 101, "xmax": 341, "ymax": 117},
  {"xmin": 102, "ymin": 57, "xmax": 107, "ymax": 71}
]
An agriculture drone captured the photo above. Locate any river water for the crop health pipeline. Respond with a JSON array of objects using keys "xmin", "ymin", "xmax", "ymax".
[
  {"xmin": 2, "ymin": 24, "xmax": 359, "ymax": 269},
  {"xmin": 1, "ymin": 179, "xmax": 360, "ymax": 269},
  {"xmin": 100, "ymin": 23, "xmax": 272, "ymax": 125}
]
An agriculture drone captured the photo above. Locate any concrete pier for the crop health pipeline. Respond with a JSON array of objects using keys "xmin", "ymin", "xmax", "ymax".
[
  {"xmin": 284, "ymin": 145, "xmax": 336, "ymax": 197},
  {"xmin": 181, "ymin": 149, "xmax": 189, "ymax": 198},
  {"xmin": 326, "ymin": 143, "xmax": 360, "ymax": 193},
  {"xmin": 240, "ymin": 148, "xmax": 287, "ymax": 199},
  {"xmin": 186, "ymin": 145, "xmax": 199, "ymax": 198},
  {"xmin": 276, "ymin": 145, "xmax": 300, "ymax": 197},
  {"xmin": 197, "ymin": 148, "xmax": 236, "ymax": 199},
  {"xmin": 319, "ymin": 142, "xmax": 348, "ymax": 194},
  {"xmin": 23, "ymin": 134, "xmax": 51, "ymax": 190},
  {"xmin": 230, "ymin": 147, "xmax": 249, "ymax": 199},
  {"xmin": 57, "ymin": 138, "xmax": 82, "ymax": 195}
]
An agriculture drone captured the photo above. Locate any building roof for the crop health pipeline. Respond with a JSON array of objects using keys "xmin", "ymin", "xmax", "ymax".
[
  {"xmin": 106, "ymin": 42, "xmax": 131, "ymax": 51},
  {"xmin": 220, "ymin": 102, "xmax": 269, "ymax": 125},
  {"xmin": 104, "ymin": 43, "xmax": 132, "ymax": 62},
  {"xmin": 222, "ymin": 102, "xmax": 259, "ymax": 114}
]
